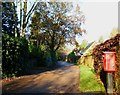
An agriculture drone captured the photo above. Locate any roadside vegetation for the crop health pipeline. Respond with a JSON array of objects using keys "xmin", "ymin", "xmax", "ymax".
[
  {"xmin": 80, "ymin": 65, "xmax": 105, "ymax": 92},
  {"xmin": 2, "ymin": 2, "xmax": 85, "ymax": 79}
]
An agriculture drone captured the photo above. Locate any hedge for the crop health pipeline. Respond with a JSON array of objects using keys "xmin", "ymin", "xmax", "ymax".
[
  {"xmin": 92, "ymin": 34, "xmax": 120, "ymax": 93},
  {"xmin": 2, "ymin": 34, "xmax": 29, "ymax": 78}
]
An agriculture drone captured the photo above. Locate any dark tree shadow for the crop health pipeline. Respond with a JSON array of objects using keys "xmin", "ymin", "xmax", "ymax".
[{"xmin": 100, "ymin": 69, "xmax": 107, "ymax": 93}]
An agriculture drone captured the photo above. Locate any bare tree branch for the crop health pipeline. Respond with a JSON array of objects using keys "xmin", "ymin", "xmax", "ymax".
[
  {"xmin": 26, "ymin": 1, "xmax": 37, "ymax": 18},
  {"xmin": 24, "ymin": 1, "xmax": 38, "ymax": 30}
]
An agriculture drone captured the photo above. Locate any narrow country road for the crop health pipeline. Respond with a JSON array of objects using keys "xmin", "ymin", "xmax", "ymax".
[{"xmin": 2, "ymin": 62, "xmax": 80, "ymax": 94}]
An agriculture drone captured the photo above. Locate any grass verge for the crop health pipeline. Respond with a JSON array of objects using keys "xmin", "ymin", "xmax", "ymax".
[{"xmin": 80, "ymin": 65, "xmax": 105, "ymax": 92}]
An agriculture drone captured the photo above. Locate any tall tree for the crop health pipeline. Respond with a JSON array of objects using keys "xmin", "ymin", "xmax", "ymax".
[
  {"xmin": 79, "ymin": 39, "xmax": 88, "ymax": 50},
  {"xmin": 20, "ymin": 0, "xmax": 23, "ymax": 36},
  {"xmin": 2, "ymin": 2, "xmax": 19, "ymax": 37},
  {"xmin": 19, "ymin": 0, "xmax": 37, "ymax": 37},
  {"xmin": 30, "ymin": 2, "xmax": 86, "ymax": 65}
]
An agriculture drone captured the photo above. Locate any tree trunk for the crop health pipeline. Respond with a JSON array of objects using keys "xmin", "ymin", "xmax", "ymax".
[
  {"xmin": 12, "ymin": 2, "xmax": 19, "ymax": 37},
  {"xmin": 20, "ymin": 0, "xmax": 37, "ymax": 37},
  {"xmin": 23, "ymin": 0, "xmax": 27, "ymax": 35},
  {"xmin": 50, "ymin": 50, "xmax": 57, "ymax": 67},
  {"xmin": 20, "ymin": 0, "xmax": 27, "ymax": 37},
  {"xmin": 20, "ymin": 0, "xmax": 23, "ymax": 36}
]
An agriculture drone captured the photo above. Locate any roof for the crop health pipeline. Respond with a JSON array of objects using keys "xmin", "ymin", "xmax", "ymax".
[
  {"xmin": 80, "ymin": 41, "xmax": 98, "ymax": 56},
  {"xmin": 82, "ymin": 41, "xmax": 95, "ymax": 52}
]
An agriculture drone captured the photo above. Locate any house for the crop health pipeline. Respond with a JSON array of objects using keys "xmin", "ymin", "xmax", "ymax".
[{"xmin": 78, "ymin": 41, "xmax": 99, "ymax": 68}]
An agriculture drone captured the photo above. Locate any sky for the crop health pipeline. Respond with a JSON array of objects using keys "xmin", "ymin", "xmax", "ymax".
[{"xmin": 76, "ymin": 1, "xmax": 118, "ymax": 43}]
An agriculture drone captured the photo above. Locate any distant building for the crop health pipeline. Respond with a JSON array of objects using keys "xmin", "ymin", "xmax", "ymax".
[{"xmin": 78, "ymin": 41, "xmax": 99, "ymax": 68}]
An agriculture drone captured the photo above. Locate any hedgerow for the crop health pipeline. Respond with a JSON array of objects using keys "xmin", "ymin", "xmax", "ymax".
[
  {"xmin": 2, "ymin": 34, "xmax": 29, "ymax": 78},
  {"xmin": 92, "ymin": 34, "xmax": 120, "ymax": 93}
]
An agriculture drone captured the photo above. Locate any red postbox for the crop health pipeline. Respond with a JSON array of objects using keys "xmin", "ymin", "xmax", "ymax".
[{"xmin": 103, "ymin": 52, "xmax": 116, "ymax": 72}]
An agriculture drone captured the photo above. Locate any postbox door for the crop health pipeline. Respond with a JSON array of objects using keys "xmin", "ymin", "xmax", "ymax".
[{"xmin": 103, "ymin": 52, "xmax": 116, "ymax": 72}]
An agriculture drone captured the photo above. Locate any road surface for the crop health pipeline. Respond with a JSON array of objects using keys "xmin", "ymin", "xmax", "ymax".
[{"xmin": 2, "ymin": 62, "xmax": 80, "ymax": 94}]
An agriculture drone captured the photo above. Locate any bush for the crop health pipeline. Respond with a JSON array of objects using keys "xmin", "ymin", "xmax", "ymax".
[
  {"xmin": 28, "ymin": 44, "xmax": 55, "ymax": 67},
  {"xmin": 44, "ymin": 52, "xmax": 53, "ymax": 67},
  {"xmin": 29, "ymin": 45, "xmax": 42, "ymax": 59},
  {"xmin": 2, "ymin": 34, "xmax": 29, "ymax": 78},
  {"xmin": 56, "ymin": 52, "xmax": 67, "ymax": 61},
  {"xmin": 44, "ymin": 51, "xmax": 57, "ymax": 67},
  {"xmin": 28, "ymin": 44, "xmax": 46, "ymax": 67},
  {"xmin": 67, "ymin": 51, "xmax": 78, "ymax": 64}
]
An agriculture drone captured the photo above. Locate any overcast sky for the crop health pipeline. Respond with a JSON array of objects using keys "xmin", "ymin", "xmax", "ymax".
[{"xmin": 76, "ymin": 1, "xmax": 118, "ymax": 43}]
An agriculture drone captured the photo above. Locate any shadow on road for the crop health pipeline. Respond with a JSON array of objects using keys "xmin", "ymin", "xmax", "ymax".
[
  {"xmin": 23, "ymin": 61, "xmax": 73, "ymax": 76},
  {"xmin": 2, "ymin": 63, "xmax": 79, "ymax": 93}
]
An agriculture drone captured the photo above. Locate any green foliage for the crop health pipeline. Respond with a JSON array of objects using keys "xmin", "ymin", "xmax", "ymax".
[
  {"xmin": 44, "ymin": 52, "xmax": 53, "ymax": 67},
  {"xmin": 30, "ymin": 2, "xmax": 85, "ymax": 64},
  {"xmin": 79, "ymin": 39, "xmax": 88, "ymax": 50},
  {"xmin": 56, "ymin": 46, "xmax": 68, "ymax": 61},
  {"xmin": 28, "ymin": 44, "xmax": 47, "ymax": 67},
  {"xmin": 56, "ymin": 52, "xmax": 66, "ymax": 61},
  {"xmin": 2, "ymin": 2, "xmax": 19, "ymax": 37},
  {"xmin": 2, "ymin": 34, "xmax": 29, "ymax": 78},
  {"xmin": 28, "ymin": 44, "xmax": 55, "ymax": 67},
  {"xmin": 67, "ymin": 51, "xmax": 77, "ymax": 63},
  {"xmin": 29, "ymin": 45, "xmax": 42, "ymax": 58}
]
